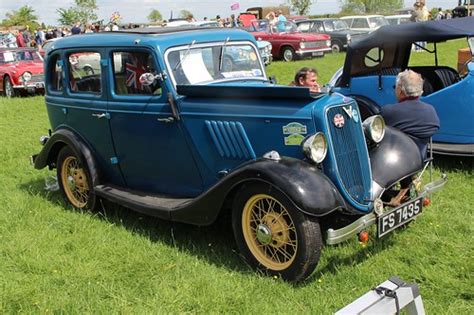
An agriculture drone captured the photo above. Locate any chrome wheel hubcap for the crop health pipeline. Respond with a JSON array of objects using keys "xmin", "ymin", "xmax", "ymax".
[{"xmin": 256, "ymin": 224, "xmax": 272, "ymax": 245}]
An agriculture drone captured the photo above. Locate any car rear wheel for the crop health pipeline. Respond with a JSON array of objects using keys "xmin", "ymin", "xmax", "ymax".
[
  {"xmin": 232, "ymin": 183, "xmax": 322, "ymax": 282},
  {"xmin": 3, "ymin": 76, "xmax": 15, "ymax": 98},
  {"xmin": 282, "ymin": 47, "xmax": 296, "ymax": 62},
  {"xmin": 57, "ymin": 146, "xmax": 97, "ymax": 210}
]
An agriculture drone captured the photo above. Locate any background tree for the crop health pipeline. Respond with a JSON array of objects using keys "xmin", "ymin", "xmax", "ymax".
[
  {"xmin": 179, "ymin": 9, "xmax": 194, "ymax": 19},
  {"xmin": 1, "ymin": 5, "xmax": 38, "ymax": 27},
  {"xmin": 57, "ymin": 0, "xmax": 98, "ymax": 26},
  {"xmin": 339, "ymin": 0, "xmax": 403, "ymax": 14},
  {"xmin": 148, "ymin": 9, "xmax": 163, "ymax": 23},
  {"xmin": 57, "ymin": 8, "xmax": 79, "ymax": 26},
  {"xmin": 287, "ymin": 0, "xmax": 316, "ymax": 15}
]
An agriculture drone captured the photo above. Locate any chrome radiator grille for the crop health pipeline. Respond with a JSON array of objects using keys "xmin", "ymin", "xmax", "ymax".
[
  {"xmin": 29, "ymin": 74, "xmax": 44, "ymax": 83},
  {"xmin": 304, "ymin": 41, "xmax": 327, "ymax": 49},
  {"xmin": 326, "ymin": 105, "xmax": 372, "ymax": 205}
]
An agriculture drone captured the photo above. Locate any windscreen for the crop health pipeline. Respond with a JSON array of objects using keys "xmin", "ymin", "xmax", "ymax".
[{"xmin": 167, "ymin": 43, "xmax": 265, "ymax": 86}]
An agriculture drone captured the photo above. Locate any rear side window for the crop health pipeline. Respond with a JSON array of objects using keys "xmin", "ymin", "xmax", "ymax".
[
  {"xmin": 68, "ymin": 52, "xmax": 101, "ymax": 93},
  {"xmin": 112, "ymin": 51, "xmax": 161, "ymax": 96},
  {"xmin": 50, "ymin": 54, "xmax": 63, "ymax": 92}
]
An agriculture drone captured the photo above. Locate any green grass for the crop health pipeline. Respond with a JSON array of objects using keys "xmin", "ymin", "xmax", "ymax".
[{"xmin": 0, "ymin": 39, "xmax": 473, "ymax": 313}]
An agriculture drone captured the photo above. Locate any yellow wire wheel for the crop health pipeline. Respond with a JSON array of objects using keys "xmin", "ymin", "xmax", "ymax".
[
  {"xmin": 241, "ymin": 194, "xmax": 298, "ymax": 270},
  {"xmin": 233, "ymin": 183, "xmax": 322, "ymax": 281},
  {"xmin": 57, "ymin": 146, "xmax": 93, "ymax": 209}
]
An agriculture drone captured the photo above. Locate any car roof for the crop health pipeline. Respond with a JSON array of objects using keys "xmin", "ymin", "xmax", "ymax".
[
  {"xmin": 341, "ymin": 15, "xmax": 385, "ymax": 19},
  {"xmin": 385, "ymin": 14, "xmax": 411, "ymax": 19},
  {"xmin": 49, "ymin": 28, "xmax": 256, "ymax": 52},
  {"xmin": 296, "ymin": 18, "xmax": 338, "ymax": 22},
  {"xmin": 0, "ymin": 47, "xmax": 38, "ymax": 52}
]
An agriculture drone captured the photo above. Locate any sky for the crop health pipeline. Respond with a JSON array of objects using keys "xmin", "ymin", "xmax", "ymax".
[{"xmin": 0, "ymin": 0, "xmax": 461, "ymax": 26}]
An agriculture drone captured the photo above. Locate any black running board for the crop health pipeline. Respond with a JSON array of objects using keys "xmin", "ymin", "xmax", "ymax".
[
  {"xmin": 430, "ymin": 142, "xmax": 474, "ymax": 157},
  {"xmin": 95, "ymin": 184, "xmax": 192, "ymax": 221}
]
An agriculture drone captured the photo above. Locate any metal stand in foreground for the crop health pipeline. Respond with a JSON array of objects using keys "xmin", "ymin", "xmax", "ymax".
[{"xmin": 336, "ymin": 277, "xmax": 425, "ymax": 315}]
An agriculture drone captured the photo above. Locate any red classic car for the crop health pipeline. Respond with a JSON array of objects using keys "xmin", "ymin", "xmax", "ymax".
[
  {"xmin": 246, "ymin": 19, "xmax": 332, "ymax": 61},
  {"xmin": 0, "ymin": 47, "xmax": 45, "ymax": 97}
]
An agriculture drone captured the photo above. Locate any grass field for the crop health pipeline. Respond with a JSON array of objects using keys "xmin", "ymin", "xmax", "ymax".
[{"xmin": 0, "ymin": 40, "xmax": 473, "ymax": 313}]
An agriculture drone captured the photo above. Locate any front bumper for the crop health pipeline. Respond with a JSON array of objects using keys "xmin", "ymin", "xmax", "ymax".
[
  {"xmin": 326, "ymin": 174, "xmax": 447, "ymax": 245},
  {"xmin": 296, "ymin": 47, "xmax": 332, "ymax": 57},
  {"xmin": 13, "ymin": 81, "xmax": 45, "ymax": 93}
]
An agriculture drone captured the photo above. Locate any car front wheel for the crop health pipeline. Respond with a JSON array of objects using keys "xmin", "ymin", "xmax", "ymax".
[
  {"xmin": 57, "ymin": 146, "xmax": 97, "ymax": 210},
  {"xmin": 331, "ymin": 42, "xmax": 342, "ymax": 53},
  {"xmin": 3, "ymin": 76, "xmax": 15, "ymax": 98},
  {"xmin": 232, "ymin": 183, "xmax": 322, "ymax": 282},
  {"xmin": 282, "ymin": 47, "xmax": 296, "ymax": 62}
]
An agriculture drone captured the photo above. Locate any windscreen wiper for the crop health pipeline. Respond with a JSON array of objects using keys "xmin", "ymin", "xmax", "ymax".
[
  {"xmin": 173, "ymin": 40, "xmax": 196, "ymax": 71},
  {"xmin": 218, "ymin": 37, "xmax": 230, "ymax": 71}
]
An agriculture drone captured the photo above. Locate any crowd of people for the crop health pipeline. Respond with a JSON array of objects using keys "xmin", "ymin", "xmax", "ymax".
[{"xmin": 0, "ymin": 22, "xmax": 103, "ymax": 49}]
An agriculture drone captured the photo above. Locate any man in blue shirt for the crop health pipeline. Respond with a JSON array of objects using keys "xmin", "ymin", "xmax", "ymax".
[{"xmin": 381, "ymin": 69, "xmax": 440, "ymax": 206}]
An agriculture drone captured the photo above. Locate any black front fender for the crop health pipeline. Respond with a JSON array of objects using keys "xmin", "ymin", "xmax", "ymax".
[
  {"xmin": 369, "ymin": 126, "xmax": 423, "ymax": 190},
  {"xmin": 171, "ymin": 157, "xmax": 346, "ymax": 225}
]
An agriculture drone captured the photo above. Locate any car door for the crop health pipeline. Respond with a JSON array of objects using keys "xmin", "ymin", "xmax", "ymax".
[
  {"xmin": 106, "ymin": 48, "xmax": 202, "ymax": 196},
  {"xmin": 55, "ymin": 49, "xmax": 123, "ymax": 185}
]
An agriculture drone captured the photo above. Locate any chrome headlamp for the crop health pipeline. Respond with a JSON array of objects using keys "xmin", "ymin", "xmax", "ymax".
[
  {"xmin": 346, "ymin": 34, "xmax": 351, "ymax": 42},
  {"xmin": 21, "ymin": 71, "xmax": 32, "ymax": 82},
  {"xmin": 326, "ymin": 40, "xmax": 331, "ymax": 47},
  {"xmin": 363, "ymin": 115, "xmax": 386, "ymax": 144},
  {"xmin": 300, "ymin": 42, "xmax": 306, "ymax": 49},
  {"xmin": 302, "ymin": 132, "xmax": 327, "ymax": 163}
]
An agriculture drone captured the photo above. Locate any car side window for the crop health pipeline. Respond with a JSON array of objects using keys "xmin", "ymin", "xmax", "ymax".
[
  {"xmin": 352, "ymin": 18, "xmax": 369, "ymax": 29},
  {"xmin": 315, "ymin": 22, "xmax": 324, "ymax": 32},
  {"xmin": 67, "ymin": 52, "xmax": 101, "ymax": 93},
  {"xmin": 50, "ymin": 54, "xmax": 63, "ymax": 92},
  {"xmin": 112, "ymin": 51, "xmax": 161, "ymax": 96},
  {"xmin": 297, "ymin": 22, "xmax": 311, "ymax": 32}
]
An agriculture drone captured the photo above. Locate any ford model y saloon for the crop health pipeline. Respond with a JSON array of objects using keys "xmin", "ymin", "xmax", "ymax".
[{"xmin": 32, "ymin": 27, "xmax": 445, "ymax": 282}]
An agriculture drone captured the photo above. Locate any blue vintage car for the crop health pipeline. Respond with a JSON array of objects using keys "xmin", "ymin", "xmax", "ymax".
[
  {"xmin": 32, "ymin": 27, "xmax": 445, "ymax": 282},
  {"xmin": 329, "ymin": 17, "xmax": 474, "ymax": 156}
]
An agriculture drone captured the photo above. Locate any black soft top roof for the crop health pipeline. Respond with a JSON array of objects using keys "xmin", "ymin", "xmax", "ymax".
[{"xmin": 339, "ymin": 17, "xmax": 474, "ymax": 86}]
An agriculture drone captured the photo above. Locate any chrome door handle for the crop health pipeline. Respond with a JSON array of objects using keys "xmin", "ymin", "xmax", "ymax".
[
  {"xmin": 92, "ymin": 113, "xmax": 107, "ymax": 119},
  {"xmin": 157, "ymin": 117, "xmax": 175, "ymax": 123}
]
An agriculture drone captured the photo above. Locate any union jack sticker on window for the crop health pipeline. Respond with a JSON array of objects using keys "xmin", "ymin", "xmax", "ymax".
[{"xmin": 333, "ymin": 113, "xmax": 345, "ymax": 128}]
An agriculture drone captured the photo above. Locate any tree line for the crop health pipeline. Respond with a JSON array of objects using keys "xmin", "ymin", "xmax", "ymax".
[{"xmin": 1, "ymin": 0, "xmax": 406, "ymax": 28}]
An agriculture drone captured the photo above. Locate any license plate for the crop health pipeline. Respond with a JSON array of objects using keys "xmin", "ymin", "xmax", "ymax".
[
  {"xmin": 312, "ymin": 51, "xmax": 323, "ymax": 56},
  {"xmin": 377, "ymin": 197, "xmax": 423, "ymax": 237}
]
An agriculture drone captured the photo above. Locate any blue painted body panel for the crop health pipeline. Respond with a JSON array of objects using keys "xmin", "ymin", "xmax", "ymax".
[{"xmin": 334, "ymin": 63, "xmax": 474, "ymax": 144}]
